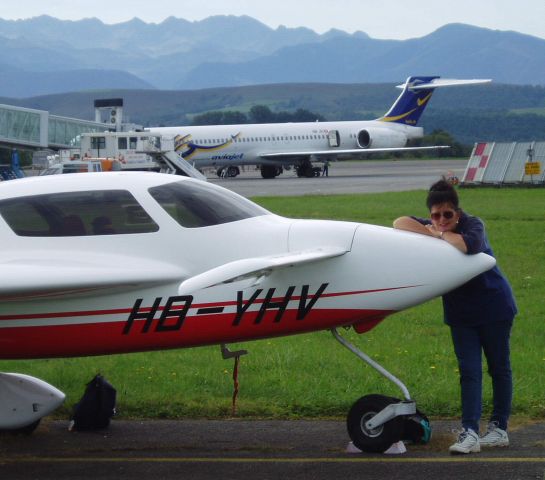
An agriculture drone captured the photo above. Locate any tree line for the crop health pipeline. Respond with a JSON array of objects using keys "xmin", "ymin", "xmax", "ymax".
[{"xmin": 191, "ymin": 105, "xmax": 325, "ymax": 125}]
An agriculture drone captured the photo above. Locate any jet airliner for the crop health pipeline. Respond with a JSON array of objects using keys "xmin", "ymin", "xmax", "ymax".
[{"xmin": 148, "ymin": 76, "xmax": 490, "ymax": 179}]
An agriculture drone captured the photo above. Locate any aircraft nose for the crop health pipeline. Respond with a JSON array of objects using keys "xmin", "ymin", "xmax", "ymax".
[{"xmin": 349, "ymin": 224, "xmax": 496, "ymax": 310}]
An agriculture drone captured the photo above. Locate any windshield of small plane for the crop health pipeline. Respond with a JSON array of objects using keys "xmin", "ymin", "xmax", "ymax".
[
  {"xmin": 0, "ymin": 190, "xmax": 159, "ymax": 236},
  {"xmin": 148, "ymin": 180, "xmax": 268, "ymax": 228}
]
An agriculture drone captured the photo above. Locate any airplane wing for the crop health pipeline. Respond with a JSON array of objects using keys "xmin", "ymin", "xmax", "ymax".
[
  {"xmin": 0, "ymin": 255, "xmax": 185, "ymax": 301},
  {"xmin": 259, "ymin": 145, "xmax": 449, "ymax": 160},
  {"xmin": 178, "ymin": 246, "xmax": 347, "ymax": 295}
]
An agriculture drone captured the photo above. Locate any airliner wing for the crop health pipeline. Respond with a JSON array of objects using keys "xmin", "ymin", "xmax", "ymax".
[
  {"xmin": 259, "ymin": 145, "xmax": 449, "ymax": 160},
  {"xmin": 178, "ymin": 246, "xmax": 347, "ymax": 295},
  {"xmin": 0, "ymin": 256, "xmax": 185, "ymax": 301}
]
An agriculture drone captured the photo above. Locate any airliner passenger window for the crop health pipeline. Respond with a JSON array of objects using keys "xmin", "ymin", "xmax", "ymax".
[
  {"xmin": 0, "ymin": 190, "xmax": 159, "ymax": 236},
  {"xmin": 149, "ymin": 180, "xmax": 268, "ymax": 228}
]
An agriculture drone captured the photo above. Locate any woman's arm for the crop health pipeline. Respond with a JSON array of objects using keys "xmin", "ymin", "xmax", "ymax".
[
  {"xmin": 439, "ymin": 230, "xmax": 468, "ymax": 253},
  {"xmin": 393, "ymin": 216, "xmax": 468, "ymax": 253},
  {"xmin": 393, "ymin": 216, "xmax": 434, "ymax": 236}
]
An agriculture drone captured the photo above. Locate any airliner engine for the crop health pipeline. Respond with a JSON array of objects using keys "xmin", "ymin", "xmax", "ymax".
[{"xmin": 357, "ymin": 129, "xmax": 408, "ymax": 149}]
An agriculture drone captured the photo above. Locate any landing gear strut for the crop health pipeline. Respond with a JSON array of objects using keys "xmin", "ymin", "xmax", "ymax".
[{"xmin": 331, "ymin": 328, "xmax": 428, "ymax": 453}]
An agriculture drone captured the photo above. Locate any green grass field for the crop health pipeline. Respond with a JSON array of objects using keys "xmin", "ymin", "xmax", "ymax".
[{"xmin": 1, "ymin": 188, "xmax": 544, "ymax": 420}]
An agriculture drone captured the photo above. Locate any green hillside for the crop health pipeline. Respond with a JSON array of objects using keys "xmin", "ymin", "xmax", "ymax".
[{"xmin": 4, "ymin": 82, "xmax": 545, "ymax": 145}]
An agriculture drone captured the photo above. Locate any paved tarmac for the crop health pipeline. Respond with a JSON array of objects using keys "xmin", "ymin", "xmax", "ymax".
[
  {"xmin": 208, "ymin": 159, "xmax": 467, "ymax": 197},
  {"xmin": 1, "ymin": 418, "xmax": 544, "ymax": 479}
]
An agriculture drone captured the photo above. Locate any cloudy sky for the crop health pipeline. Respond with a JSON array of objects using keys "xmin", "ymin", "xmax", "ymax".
[{"xmin": 2, "ymin": 0, "xmax": 544, "ymax": 40}]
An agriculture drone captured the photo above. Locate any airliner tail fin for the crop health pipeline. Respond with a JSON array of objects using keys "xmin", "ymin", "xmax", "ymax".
[{"xmin": 378, "ymin": 76, "xmax": 491, "ymax": 126}]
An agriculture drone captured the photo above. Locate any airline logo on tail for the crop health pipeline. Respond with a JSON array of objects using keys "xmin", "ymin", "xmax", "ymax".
[
  {"xmin": 379, "ymin": 76, "xmax": 440, "ymax": 125},
  {"xmin": 378, "ymin": 76, "xmax": 491, "ymax": 126}
]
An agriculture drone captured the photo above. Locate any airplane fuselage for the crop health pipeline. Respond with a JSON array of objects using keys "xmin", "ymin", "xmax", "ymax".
[
  {"xmin": 147, "ymin": 76, "xmax": 490, "ymax": 178},
  {"xmin": 0, "ymin": 172, "xmax": 494, "ymax": 360},
  {"xmin": 149, "ymin": 120, "xmax": 423, "ymax": 168}
]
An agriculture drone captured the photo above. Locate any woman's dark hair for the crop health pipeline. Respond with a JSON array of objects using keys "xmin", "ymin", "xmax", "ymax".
[{"xmin": 426, "ymin": 178, "xmax": 460, "ymax": 210}]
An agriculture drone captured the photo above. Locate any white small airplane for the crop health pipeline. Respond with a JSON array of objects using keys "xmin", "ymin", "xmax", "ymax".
[
  {"xmin": 0, "ymin": 172, "xmax": 495, "ymax": 452},
  {"xmin": 148, "ymin": 76, "xmax": 490, "ymax": 179}
]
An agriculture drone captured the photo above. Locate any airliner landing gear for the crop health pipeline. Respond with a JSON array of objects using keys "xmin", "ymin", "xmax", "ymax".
[
  {"xmin": 260, "ymin": 165, "xmax": 282, "ymax": 179},
  {"xmin": 216, "ymin": 166, "xmax": 240, "ymax": 178},
  {"xmin": 331, "ymin": 328, "xmax": 430, "ymax": 453},
  {"xmin": 295, "ymin": 163, "xmax": 313, "ymax": 177},
  {"xmin": 295, "ymin": 160, "xmax": 321, "ymax": 177}
]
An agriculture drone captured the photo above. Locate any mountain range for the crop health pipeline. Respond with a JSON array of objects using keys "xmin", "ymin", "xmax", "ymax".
[{"xmin": 1, "ymin": 15, "xmax": 545, "ymax": 97}]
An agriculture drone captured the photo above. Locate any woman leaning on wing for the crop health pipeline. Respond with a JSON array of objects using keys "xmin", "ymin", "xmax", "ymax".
[{"xmin": 393, "ymin": 178, "xmax": 517, "ymax": 455}]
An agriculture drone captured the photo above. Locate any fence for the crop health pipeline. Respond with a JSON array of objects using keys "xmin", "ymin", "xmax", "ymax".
[{"xmin": 462, "ymin": 141, "xmax": 545, "ymax": 186}]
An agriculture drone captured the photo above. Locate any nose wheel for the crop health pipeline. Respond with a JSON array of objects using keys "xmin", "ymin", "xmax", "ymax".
[
  {"xmin": 347, "ymin": 394, "xmax": 405, "ymax": 453},
  {"xmin": 331, "ymin": 328, "xmax": 425, "ymax": 453}
]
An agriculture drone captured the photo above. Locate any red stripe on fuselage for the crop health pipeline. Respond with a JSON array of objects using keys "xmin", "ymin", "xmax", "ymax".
[{"xmin": 0, "ymin": 308, "xmax": 394, "ymax": 359}]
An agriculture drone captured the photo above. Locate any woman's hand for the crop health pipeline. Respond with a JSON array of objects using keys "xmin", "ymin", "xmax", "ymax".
[{"xmin": 425, "ymin": 224, "xmax": 442, "ymax": 238}]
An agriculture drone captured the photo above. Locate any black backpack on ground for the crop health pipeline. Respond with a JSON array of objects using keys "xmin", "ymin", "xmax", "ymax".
[{"xmin": 70, "ymin": 374, "xmax": 117, "ymax": 431}]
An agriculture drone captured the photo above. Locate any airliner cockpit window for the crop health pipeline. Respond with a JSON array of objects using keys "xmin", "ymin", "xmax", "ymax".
[{"xmin": 149, "ymin": 180, "xmax": 269, "ymax": 228}]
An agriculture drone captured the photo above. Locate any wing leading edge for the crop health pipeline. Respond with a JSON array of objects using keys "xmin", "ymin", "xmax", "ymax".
[
  {"xmin": 178, "ymin": 247, "xmax": 347, "ymax": 295},
  {"xmin": 0, "ymin": 255, "xmax": 185, "ymax": 301}
]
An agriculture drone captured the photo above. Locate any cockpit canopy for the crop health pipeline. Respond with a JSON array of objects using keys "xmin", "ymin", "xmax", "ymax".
[
  {"xmin": 148, "ymin": 180, "xmax": 267, "ymax": 228},
  {"xmin": 0, "ymin": 179, "xmax": 269, "ymax": 237}
]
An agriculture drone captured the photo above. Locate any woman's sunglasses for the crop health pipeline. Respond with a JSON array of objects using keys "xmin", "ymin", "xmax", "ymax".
[{"xmin": 431, "ymin": 210, "xmax": 455, "ymax": 221}]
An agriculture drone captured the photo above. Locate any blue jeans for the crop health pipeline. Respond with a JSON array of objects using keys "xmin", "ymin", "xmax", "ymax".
[{"xmin": 450, "ymin": 321, "xmax": 513, "ymax": 433}]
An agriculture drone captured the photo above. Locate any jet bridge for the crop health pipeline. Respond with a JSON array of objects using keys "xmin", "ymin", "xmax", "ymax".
[{"xmin": 0, "ymin": 103, "xmax": 108, "ymax": 150}]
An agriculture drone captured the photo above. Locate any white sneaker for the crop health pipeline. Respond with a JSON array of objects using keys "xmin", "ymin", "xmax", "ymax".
[
  {"xmin": 449, "ymin": 428, "xmax": 481, "ymax": 454},
  {"xmin": 480, "ymin": 422, "xmax": 509, "ymax": 447}
]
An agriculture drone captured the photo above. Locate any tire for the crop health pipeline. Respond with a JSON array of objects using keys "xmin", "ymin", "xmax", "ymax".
[
  {"xmin": 347, "ymin": 394, "xmax": 404, "ymax": 453},
  {"xmin": 260, "ymin": 165, "xmax": 277, "ymax": 179},
  {"xmin": 304, "ymin": 166, "xmax": 315, "ymax": 177},
  {"xmin": 227, "ymin": 166, "xmax": 240, "ymax": 177}
]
